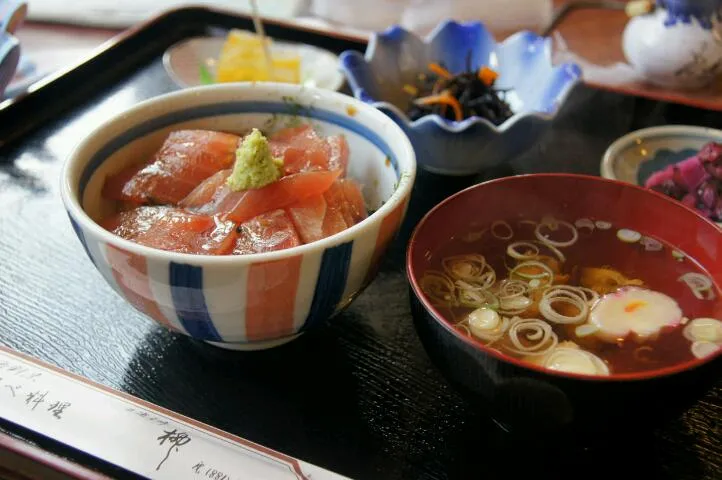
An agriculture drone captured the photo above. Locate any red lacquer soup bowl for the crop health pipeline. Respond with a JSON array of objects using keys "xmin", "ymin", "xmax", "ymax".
[{"xmin": 407, "ymin": 173, "xmax": 722, "ymax": 434}]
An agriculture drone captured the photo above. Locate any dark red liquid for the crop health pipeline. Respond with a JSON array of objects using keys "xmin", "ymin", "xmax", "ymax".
[{"xmin": 424, "ymin": 219, "xmax": 722, "ymax": 375}]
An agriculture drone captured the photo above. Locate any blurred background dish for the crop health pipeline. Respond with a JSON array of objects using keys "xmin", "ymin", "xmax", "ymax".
[
  {"xmin": 163, "ymin": 34, "xmax": 344, "ymax": 91},
  {"xmin": 622, "ymin": 0, "xmax": 722, "ymax": 91},
  {"xmin": 602, "ymin": 125, "xmax": 722, "ymax": 226},
  {"xmin": 0, "ymin": 31, "xmax": 20, "ymax": 99}
]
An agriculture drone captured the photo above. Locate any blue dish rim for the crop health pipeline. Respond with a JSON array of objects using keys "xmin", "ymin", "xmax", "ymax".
[{"xmin": 339, "ymin": 20, "xmax": 583, "ymax": 134}]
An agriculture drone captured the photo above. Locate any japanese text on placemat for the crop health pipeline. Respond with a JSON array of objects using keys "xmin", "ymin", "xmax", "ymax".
[{"xmin": 0, "ymin": 360, "xmax": 72, "ymax": 420}]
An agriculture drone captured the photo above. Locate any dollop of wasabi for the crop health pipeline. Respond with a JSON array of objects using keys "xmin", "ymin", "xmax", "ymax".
[{"xmin": 226, "ymin": 128, "xmax": 284, "ymax": 191}]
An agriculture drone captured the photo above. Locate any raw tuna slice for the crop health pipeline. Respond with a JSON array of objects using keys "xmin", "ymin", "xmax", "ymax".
[
  {"xmin": 179, "ymin": 169, "xmax": 231, "ymax": 209},
  {"xmin": 216, "ymin": 169, "xmax": 341, "ymax": 223},
  {"xmin": 340, "ymin": 179, "xmax": 368, "ymax": 224},
  {"xmin": 287, "ymin": 179, "xmax": 367, "ymax": 243},
  {"xmin": 269, "ymin": 125, "xmax": 349, "ymax": 176},
  {"xmin": 234, "ymin": 209, "xmax": 301, "ymax": 254},
  {"xmin": 102, "ymin": 206, "xmax": 237, "ymax": 255},
  {"xmin": 322, "ymin": 181, "xmax": 349, "ymax": 237},
  {"xmin": 287, "ymin": 194, "xmax": 327, "ymax": 243},
  {"xmin": 102, "ymin": 130, "xmax": 240, "ymax": 205},
  {"xmin": 326, "ymin": 133, "xmax": 349, "ymax": 176}
]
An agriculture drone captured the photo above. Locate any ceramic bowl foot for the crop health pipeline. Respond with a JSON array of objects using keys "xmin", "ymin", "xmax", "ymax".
[{"xmin": 205, "ymin": 333, "xmax": 301, "ymax": 351}]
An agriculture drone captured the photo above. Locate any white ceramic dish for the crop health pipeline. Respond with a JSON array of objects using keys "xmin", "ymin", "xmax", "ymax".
[
  {"xmin": 601, "ymin": 125, "xmax": 722, "ymax": 184},
  {"xmin": 602, "ymin": 124, "xmax": 722, "ymax": 228},
  {"xmin": 163, "ymin": 36, "xmax": 345, "ymax": 91}
]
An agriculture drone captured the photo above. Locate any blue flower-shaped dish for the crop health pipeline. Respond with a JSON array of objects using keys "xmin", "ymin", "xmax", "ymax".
[{"xmin": 339, "ymin": 20, "xmax": 582, "ymax": 175}]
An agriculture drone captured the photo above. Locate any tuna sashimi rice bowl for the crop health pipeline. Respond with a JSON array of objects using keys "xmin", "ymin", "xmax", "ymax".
[{"xmin": 61, "ymin": 83, "xmax": 416, "ymax": 349}]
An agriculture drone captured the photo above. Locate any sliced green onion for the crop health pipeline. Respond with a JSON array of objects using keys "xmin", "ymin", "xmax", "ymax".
[
  {"xmin": 575, "ymin": 324, "xmax": 599, "ymax": 337},
  {"xmin": 491, "ymin": 221, "xmax": 514, "ymax": 240},
  {"xmin": 683, "ymin": 318, "xmax": 722, "ymax": 343},
  {"xmin": 679, "ymin": 273, "xmax": 715, "ymax": 300},
  {"xmin": 640, "ymin": 236, "xmax": 663, "ymax": 252},
  {"xmin": 535, "ymin": 219, "xmax": 578, "ymax": 248},
  {"xmin": 617, "ymin": 228, "xmax": 641, "ymax": 243},
  {"xmin": 506, "ymin": 318, "xmax": 558, "ymax": 356},
  {"xmin": 691, "ymin": 341, "xmax": 721, "ymax": 359},
  {"xmin": 595, "ymin": 220, "xmax": 612, "ymax": 230},
  {"xmin": 575, "ymin": 218, "xmax": 595, "ymax": 232}
]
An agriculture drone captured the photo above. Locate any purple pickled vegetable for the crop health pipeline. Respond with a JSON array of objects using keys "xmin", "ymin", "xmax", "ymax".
[
  {"xmin": 699, "ymin": 141, "xmax": 722, "ymax": 180},
  {"xmin": 697, "ymin": 180, "xmax": 719, "ymax": 209},
  {"xmin": 645, "ymin": 156, "xmax": 706, "ymax": 191},
  {"xmin": 645, "ymin": 141, "xmax": 722, "ymax": 222},
  {"xmin": 698, "ymin": 142, "xmax": 722, "ymax": 163},
  {"xmin": 650, "ymin": 178, "xmax": 687, "ymax": 200}
]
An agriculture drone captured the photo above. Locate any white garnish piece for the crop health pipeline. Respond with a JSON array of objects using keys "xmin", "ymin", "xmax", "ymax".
[
  {"xmin": 575, "ymin": 218, "xmax": 595, "ymax": 232},
  {"xmin": 543, "ymin": 347, "xmax": 610, "ymax": 376},
  {"xmin": 617, "ymin": 228, "xmax": 641, "ymax": 243},
  {"xmin": 589, "ymin": 287, "xmax": 682, "ymax": 343},
  {"xmin": 691, "ymin": 341, "xmax": 721, "ymax": 359},
  {"xmin": 595, "ymin": 220, "xmax": 612, "ymax": 230},
  {"xmin": 467, "ymin": 308, "xmax": 508, "ymax": 342},
  {"xmin": 640, "ymin": 236, "xmax": 663, "ymax": 251},
  {"xmin": 683, "ymin": 318, "xmax": 722, "ymax": 343},
  {"xmin": 575, "ymin": 324, "xmax": 599, "ymax": 337},
  {"xmin": 679, "ymin": 273, "xmax": 715, "ymax": 300}
]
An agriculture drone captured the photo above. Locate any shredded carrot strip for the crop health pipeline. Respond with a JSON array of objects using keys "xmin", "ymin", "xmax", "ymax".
[
  {"xmin": 478, "ymin": 66, "xmax": 499, "ymax": 86},
  {"xmin": 414, "ymin": 94, "xmax": 463, "ymax": 121},
  {"xmin": 428, "ymin": 62, "xmax": 452, "ymax": 79}
]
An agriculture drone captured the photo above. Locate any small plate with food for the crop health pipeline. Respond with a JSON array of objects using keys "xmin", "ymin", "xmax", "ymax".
[
  {"xmin": 602, "ymin": 125, "xmax": 722, "ymax": 227},
  {"xmin": 340, "ymin": 19, "xmax": 581, "ymax": 176},
  {"xmin": 163, "ymin": 29, "xmax": 344, "ymax": 91}
]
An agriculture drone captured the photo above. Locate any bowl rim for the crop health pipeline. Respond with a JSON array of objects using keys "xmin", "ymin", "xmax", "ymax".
[
  {"xmin": 600, "ymin": 124, "xmax": 722, "ymax": 181},
  {"xmin": 339, "ymin": 20, "xmax": 582, "ymax": 134},
  {"xmin": 162, "ymin": 35, "xmax": 345, "ymax": 92},
  {"xmin": 60, "ymin": 82, "xmax": 416, "ymax": 266},
  {"xmin": 406, "ymin": 172, "xmax": 722, "ymax": 383}
]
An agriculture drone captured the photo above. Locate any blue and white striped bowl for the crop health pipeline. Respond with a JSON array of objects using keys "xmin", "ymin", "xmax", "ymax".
[
  {"xmin": 339, "ymin": 20, "xmax": 582, "ymax": 176},
  {"xmin": 60, "ymin": 83, "xmax": 416, "ymax": 350}
]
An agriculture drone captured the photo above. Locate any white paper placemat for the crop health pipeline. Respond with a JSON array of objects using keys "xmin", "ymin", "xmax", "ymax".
[{"xmin": 0, "ymin": 346, "xmax": 349, "ymax": 480}]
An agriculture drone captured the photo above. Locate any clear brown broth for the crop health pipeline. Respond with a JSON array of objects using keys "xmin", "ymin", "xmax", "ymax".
[{"xmin": 423, "ymin": 220, "xmax": 722, "ymax": 375}]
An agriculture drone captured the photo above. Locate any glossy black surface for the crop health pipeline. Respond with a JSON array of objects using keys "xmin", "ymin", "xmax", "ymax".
[
  {"xmin": 0, "ymin": 7, "xmax": 720, "ymax": 480},
  {"xmin": 411, "ymin": 290, "xmax": 722, "ymax": 435}
]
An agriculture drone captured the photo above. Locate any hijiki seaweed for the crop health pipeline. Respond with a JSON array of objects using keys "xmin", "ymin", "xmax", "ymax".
[{"xmin": 404, "ymin": 59, "xmax": 513, "ymax": 125}]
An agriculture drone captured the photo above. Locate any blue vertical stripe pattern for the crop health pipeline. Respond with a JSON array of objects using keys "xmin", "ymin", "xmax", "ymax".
[
  {"xmin": 303, "ymin": 241, "xmax": 354, "ymax": 330},
  {"xmin": 67, "ymin": 212, "xmax": 96, "ymax": 266},
  {"xmin": 169, "ymin": 262, "xmax": 222, "ymax": 341}
]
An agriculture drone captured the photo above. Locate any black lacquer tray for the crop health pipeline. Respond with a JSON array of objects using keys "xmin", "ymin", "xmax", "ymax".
[{"xmin": 0, "ymin": 7, "xmax": 720, "ymax": 480}]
